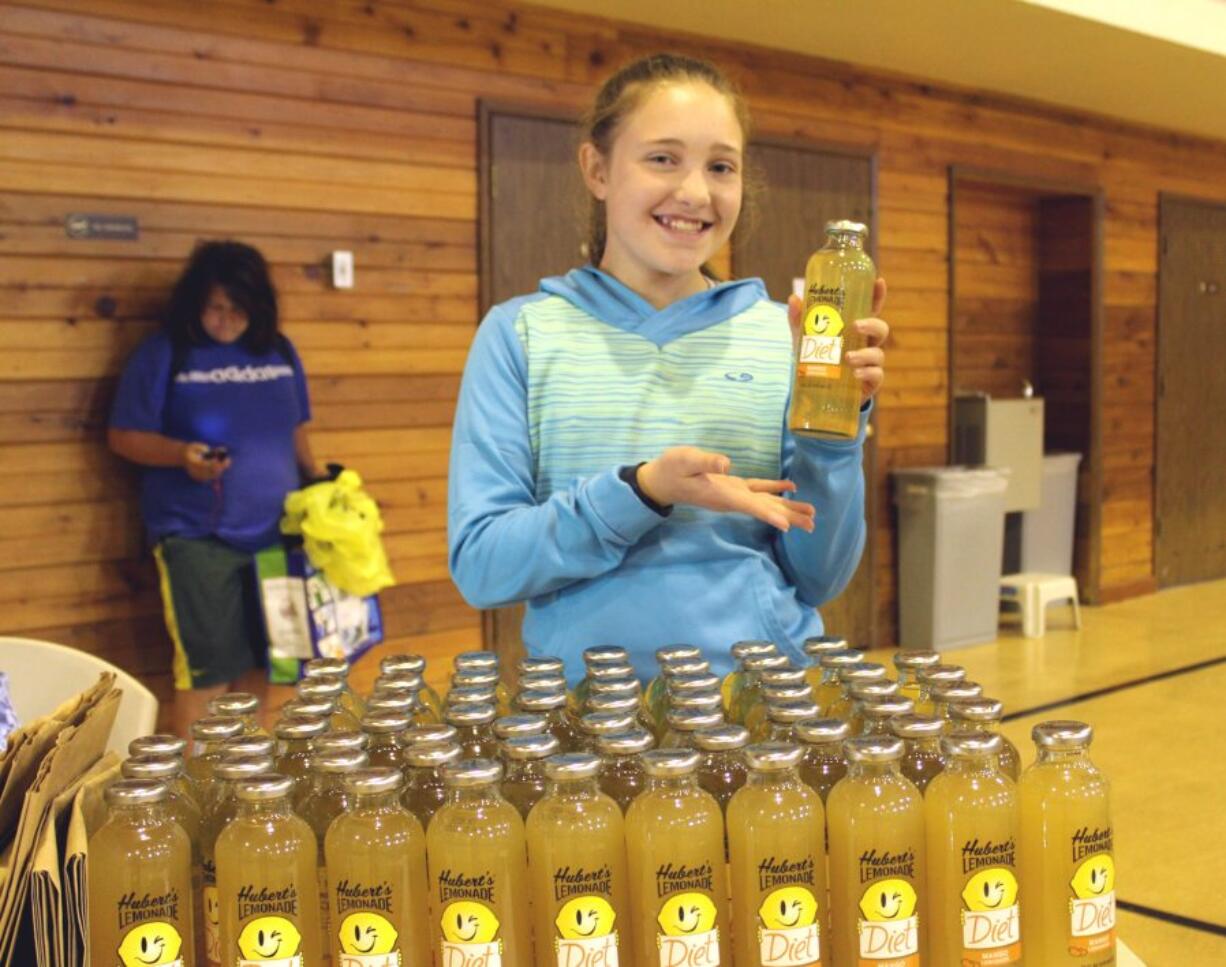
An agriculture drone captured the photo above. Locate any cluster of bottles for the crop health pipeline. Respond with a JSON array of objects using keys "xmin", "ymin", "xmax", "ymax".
[{"xmin": 88, "ymin": 644, "xmax": 1115, "ymax": 967}]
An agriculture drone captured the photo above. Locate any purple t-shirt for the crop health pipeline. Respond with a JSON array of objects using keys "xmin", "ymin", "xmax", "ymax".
[{"xmin": 109, "ymin": 331, "xmax": 311, "ymax": 551}]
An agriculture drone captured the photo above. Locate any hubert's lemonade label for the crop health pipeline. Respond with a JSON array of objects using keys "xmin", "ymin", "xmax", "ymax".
[
  {"xmin": 1068, "ymin": 829, "xmax": 1115, "ymax": 957},
  {"xmin": 959, "ymin": 839, "xmax": 1021, "ymax": 965},
  {"xmin": 334, "ymin": 880, "xmax": 402, "ymax": 965},
  {"xmin": 116, "ymin": 898, "xmax": 185, "ymax": 967},
  {"xmin": 856, "ymin": 850, "xmax": 919, "ymax": 965},
  {"xmin": 756, "ymin": 857, "xmax": 821, "ymax": 966},
  {"xmin": 234, "ymin": 886, "xmax": 305, "ymax": 966},
  {"xmin": 438, "ymin": 871, "xmax": 502, "ymax": 966},
  {"xmin": 202, "ymin": 861, "xmax": 221, "ymax": 965},
  {"xmin": 654, "ymin": 863, "xmax": 719, "ymax": 965},
  {"xmin": 552, "ymin": 865, "xmax": 619, "ymax": 966}
]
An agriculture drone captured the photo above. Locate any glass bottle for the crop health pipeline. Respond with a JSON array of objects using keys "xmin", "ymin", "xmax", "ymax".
[
  {"xmin": 692, "ymin": 723, "xmax": 750, "ymax": 825},
  {"xmin": 890, "ymin": 713, "xmax": 948, "ymax": 794},
  {"xmin": 930, "ymin": 681, "xmax": 985, "ymax": 720},
  {"xmin": 500, "ymin": 732, "xmax": 561, "ymax": 819},
  {"xmin": 185, "ymin": 716, "xmax": 244, "ymax": 791},
  {"xmin": 720, "ymin": 640, "xmax": 777, "ymax": 719},
  {"xmin": 359, "ymin": 710, "xmax": 411, "ymax": 773},
  {"xmin": 949, "ymin": 697, "xmax": 1023, "ymax": 781},
  {"xmin": 812, "ymin": 649, "xmax": 865, "ymax": 716},
  {"xmin": 302, "ymin": 656, "xmax": 365, "ymax": 721},
  {"xmin": 298, "ymin": 679, "xmax": 362, "ymax": 732},
  {"xmin": 763, "ymin": 698, "xmax": 822, "ymax": 743},
  {"xmin": 379, "ymin": 653, "xmax": 442, "ymax": 721},
  {"xmin": 595, "ymin": 729, "xmax": 655, "ymax": 814},
  {"xmin": 402, "ymin": 742, "xmax": 462, "ymax": 832},
  {"xmin": 795, "ymin": 718, "xmax": 851, "ymax": 804},
  {"xmin": 801, "ymin": 634, "xmax": 850, "ymax": 695},
  {"xmin": 273, "ymin": 715, "xmax": 330, "ymax": 793},
  {"xmin": 854, "ymin": 695, "xmax": 915, "ymax": 737},
  {"xmin": 660, "ymin": 708, "xmax": 725, "ymax": 750},
  {"xmin": 515, "ymin": 690, "xmax": 582, "ymax": 752},
  {"xmin": 891, "ymin": 649, "xmax": 942, "ymax": 702},
  {"xmin": 914, "ymin": 664, "xmax": 968, "ymax": 717},
  {"xmin": 577, "ymin": 711, "xmax": 637, "ymax": 754},
  {"xmin": 825, "ymin": 661, "xmax": 889, "ymax": 723},
  {"xmin": 443, "ymin": 702, "xmax": 499, "ymax": 759},
  {"xmin": 207, "ymin": 692, "xmax": 264, "ymax": 735},
  {"xmin": 492, "ymin": 713, "xmax": 548, "ymax": 758}
]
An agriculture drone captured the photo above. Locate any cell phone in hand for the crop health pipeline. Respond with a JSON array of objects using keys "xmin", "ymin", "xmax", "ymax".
[{"xmin": 203, "ymin": 446, "xmax": 230, "ymax": 462}]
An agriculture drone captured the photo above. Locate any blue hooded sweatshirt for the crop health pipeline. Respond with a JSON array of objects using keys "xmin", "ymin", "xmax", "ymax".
[{"xmin": 448, "ymin": 266, "xmax": 869, "ymax": 682}]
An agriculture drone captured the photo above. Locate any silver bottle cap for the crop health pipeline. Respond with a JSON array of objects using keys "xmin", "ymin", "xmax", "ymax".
[
  {"xmin": 444, "ymin": 703, "xmax": 497, "ymax": 727},
  {"xmin": 518, "ymin": 656, "xmax": 564, "ymax": 677},
  {"xmin": 661, "ymin": 659, "xmax": 711, "ymax": 678},
  {"xmin": 730, "ymin": 640, "xmax": 777, "ymax": 661},
  {"xmin": 446, "ymin": 685, "xmax": 497, "ymax": 707},
  {"xmin": 580, "ymin": 712, "xmax": 637, "ymax": 737},
  {"xmin": 544, "ymin": 753, "xmax": 602, "ymax": 781},
  {"xmin": 502, "ymin": 733, "xmax": 560, "ymax": 761},
  {"xmin": 744, "ymin": 742, "xmax": 804, "ymax": 771},
  {"xmin": 744, "ymin": 654, "xmax": 791, "ymax": 673},
  {"xmin": 280, "ymin": 698, "xmax": 337, "ymax": 720},
  {"xmin": 589, "ymin": 679, "xmax": 641, "ymax": 700},
  {"xmin": 208, "ymin": 692, "xmax": 260, "ymax": 717},
  {"xmin": 918, "ymin": 664, "xmax": 967, "ymax": 686},
  {"xmin": 493, "ymin": 715, "xmax": 548, "ymax": 741},
  {"xmin": 795, "ymin": 718, "xmax": 852, "ymax": 745},
  {"xmin": 374, "ymin": 673, "xmax": 424, "ymax": 694},
  {"xmin": 220, "ymin": 735, "xmax": 276, "ymax": 759},
  {"xmin": 311, "ymin": 748, "xmax": 370, "ymax": 774},
  {"xmin": 587, "ymin": 694, "xmax": 640, "ymax": 717},
  {"xmin": 105, "ymin": 778, "xmax": 168, "ymax": 806},
  {"xmin": 441, "ymin": 758, "xmax": 504, "ymax": 787},
  {"xmin": 692, "ymin": 724, "xmax": 749, "ymax": 752},
  {"xmin": 364, "ymin": 693, "xmax": 419, "ymax": 715},
  {"xmin": 590, "ymin": 663, "xmax": 636, "ymax": 682},
  {"xmin": 596, "ymin": 729, "xmax": 655, "ymax": 756},
  {"xmin": 826, "ymin": 219, "xmax": 868, "ymax": 236},
  {"xmin": 665, "ymin": 708, "xmax": 724, "ymax": 733},
  {"xmin": 889, "ymin": 713, "xmax": 947, "ymax": 739},
  {"xmin": 380, "ymin": 653, "xmax": 426, "ymax": 676},
  {"xmin": 762, "ymin": 684, "xmax": 814, "ymax": 705},
  {"xmin": 949, "ymin": 698, "xmax": 1005, "ymax": 723},
  {"xmin": 767, "ymin": 699, "xmax": 821, "ymax": 724},
  {"xmin": 844, "ymin": 736, "xmax": 904, "ymax": 763},
  {"xmin": 235, "ymin": 774, "xmax": 294, "ymax": 802},
  {"xmin": 190, "ymin": 716, "xmax": 244, "ymax": 741},
  {"xmin": 838, "ymin": 662, "xmax": 888, "ymax": 684},
  {"xmin": 404, "ymin": 742, "xmax": 462, "ymax": 769},
  {"xmin": 583, "ymin": 646, "xmax": 628, "ymax": 667},
  {"xmin": 518, "ymin": 673, "xmax": 567, "ymax": 694},
  {"xmin": 304, "ymin": 657, "xmax": 349, "ymax": 679},
  {"xmin": 857, "ymin": 697, "xmax": 916, "ymax": 721},
  {"xmin": 666, "ymin": 672, "xmax": 721, "ymax": 695},
  {"xmin": 121, "ymin": 753, "xmax": 185, "ymax": 782},
  {"xmin": 310, "ymin": 731, "xmax": 369, "ymax": 754},
  {"xmin": 516, "ymin": 690, "xmax": 567, "ymax": 712},
  {"xmin": 274, "ymin": 715, "xmax": 330, "ymax": 741},
  {"xmin": 128, "ymin": 734, "xmax": 186, "ymax": 759},
  {"xmin": 452, "ymin": 670, "xmax": 500, "ymax": 689},
  {"xmin": 669, "ymin": 691, "xmax": 722, "ymax": 713},
  {"xmin": 403, "ymin": 724, "xmax": 459, "ymax": 748},
  {"xmin": 1032, "ymin": 720, "xmax": 1093, "ymax": 750},
  {"xmin": 760, "ymin": 668, "xmax": 807, "ymax": 687},
  {"xmin": 802, "ymin": 636, "xmax": 849, "ymax": 657},
  {"xmin": 656, "ymin": 645, "xmax": 702, "ymax": 664},
  {"xmin": 847, "ymin": 681, "xmax": 901, "ymax": 703},
  {"xmin": 213, "ymin": 754, "xmax": 275, "ymax": 781},
  {"xmin": 360, "ymin": 711, "xmax": 411, "ymax": 735},
  {"xmin": 345, "ymin": 766, "xmax": 405, "ymax": 796},
  {"xmin": 930, "ymin": 682, "xmax": 984, "ymax": 704},
  {"xmin": 942, "ymin": 730, "xmax": 1004, "ymax": 759},
  {"xmin": 641, "ymin": 749, "xmax": 700, "ymax": 777},
  {"xmin": 455, "ymin": 650, "xmax": 499, "ymax": 672},
  {"xmin": 892, "ymin": 649, "xmax": 942, "ymax": 671},
  {"xmin": 818, "ymin": 649, "xmax": 865, "ymax": 670}
]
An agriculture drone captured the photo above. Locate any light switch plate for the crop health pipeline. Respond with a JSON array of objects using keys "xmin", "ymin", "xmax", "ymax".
[{"xmin": 331, "ymin": 250, "xmax": 354, "ymax": 289}]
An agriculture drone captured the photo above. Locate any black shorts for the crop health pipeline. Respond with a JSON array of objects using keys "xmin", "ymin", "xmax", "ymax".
[{"xmin": 154, "ymin": 536, "xmax": 268, "ymax": 690}]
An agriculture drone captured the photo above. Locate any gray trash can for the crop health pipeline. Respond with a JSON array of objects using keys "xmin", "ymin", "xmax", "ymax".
[
  {"xmin": 894, "ymin": 466, "xmax": 1009, "ymax": 650},
  {"xmin": 1019, "ymin": 453, "xmax": 1082, "ymax": 575}
]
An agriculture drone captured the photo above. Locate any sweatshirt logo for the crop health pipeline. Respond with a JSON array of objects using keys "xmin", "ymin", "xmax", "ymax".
[{"xmin": 724, "ymin": 372, "xmax": 754, "ymax": 382}]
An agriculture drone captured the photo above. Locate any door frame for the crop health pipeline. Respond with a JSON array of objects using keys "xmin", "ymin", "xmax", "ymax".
[
  {"xmin": 947, "ymin": 165, "xmax": 1105, "ymax": 601},
  {"xmin": 735, "ymin": 134, "xmax": 881, "ymax": 647}
]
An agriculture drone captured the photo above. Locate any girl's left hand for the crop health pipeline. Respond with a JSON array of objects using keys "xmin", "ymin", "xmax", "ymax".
[{"xmin": 787, "ymin": 276, "xmax": 890, "ymax": 403}]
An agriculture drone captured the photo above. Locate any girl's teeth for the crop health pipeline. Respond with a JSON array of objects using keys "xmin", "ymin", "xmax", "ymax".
[{"xmin": 660, "ymin": 216, "xmax": 703, "ymax": 232}]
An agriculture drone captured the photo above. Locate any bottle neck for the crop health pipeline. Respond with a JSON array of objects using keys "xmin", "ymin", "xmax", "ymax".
[
  {"xmin": 353, "ymin": 790, "xmax": 401, "ymax": 812},
  {"xmin": 506, "ymin": 758, "xmax": 547, "ymax": 780},
  {"xmin": 746, "ymin": 768, "xmax": 798, "ymax": 790},
  {"xmin": 827, "ymin": 230, "xmax": 865, "ymax": 251},
  {"xmin": 946, "ymin": 754, "xmax": 996, "ymax": 777},
  {"xmin": 646, "ymin": 773, "xmax": 697, "ymax": 795},
  {"xmin": 545, "ymin": 777, "xmax": 600, "ymax": 800},
  {"xmin": 906, "ymin": 736, "xmax": 941, "ymax": 754},
  {"xmin": 1037, "ymin": 747, "xmax": 1089, "ymax": 765},
  {"xmin": 109, "ymin": 802, "xmax": 170, "ymax": 826},
  {"xmin": 235, "ymin": 798, "xmax": 291, "ymax": 820},
  {"xmin": 446, "ymin": 783, "xmax": 501, "ymax": 807},
  {"xmin": 848, "ymin": 760, "xmax": 901, "ymax": 780}
]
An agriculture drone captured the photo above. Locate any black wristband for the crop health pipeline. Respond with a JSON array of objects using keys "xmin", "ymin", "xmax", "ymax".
[{"xmin": 619, "ymin": 462, "xmax": 673, "ymax": 517}]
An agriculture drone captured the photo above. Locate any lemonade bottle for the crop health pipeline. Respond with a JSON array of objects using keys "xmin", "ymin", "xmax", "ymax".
[
  {"xmin": 199, "ymin": 756, "xmax": 273, "ymax": 966},
  {"xmin": 493, "ymin": 713, "xmax": 548, "ymax": 756},
  {"xmin": 812, "ymin": 650, "xmax": 864, "ymax": 716},
  {"xmin": 427, "ymin": 759, "xmax": 533, "ymax": 965},
  {"xmin": 186, "ymin": 716, "xmax": 244, "ymax": 791},
  {"xmin": 728, "ymin": 744, "xmax": 827, "ymax": 967},
  {"xmin": 949, "ymin": 698, "xmax": 1023, "ymax": 781},
  {"xmin": 827, "ymin": 736, "xmax": 924, "ymax": 967},
  {"xmin": 929, "ymin": 681, "xmax": 984, "ymax": 719},
  {"xmin": 795, "ymin": 719, "xmax": 851, "ymax": 804},
  {"xmin": 280, "ymin": 697, "xmax": 347, "ymax": 730},
  {"xmin": 824, "ymin": 662, "xmax": 889, "ymax": 723},
  {"xmin": 801, "ymin": 635, "xmax": 849, "ymax": 696},
  {"xmin": 891, "ymin": 650, "xmax": 941, "ymax": 703},
  {"xmin": 360, "ymin": 710, "xmax": 411, "ymax": 772},
  {"xmin": 890, "ymin": 714, "xmax": 948, "ymax": 794},
  {"xmin": 325, "ymin": 767, "xmax": 431, "ymax": 967},
  {"xmin": 526, "ymin": 753, "xmax": 631, "ymax": 966},
  {"xmin": 693, "ymin": 724, "xmax": 750, "ymax": 825},
  {"xmin": 731, "ymin": 654, "xmax": 791, "ymax": 725},
  {"xmin": 453, "ymin": 651, "xmax": 513, "ymax": 714},
  {"xmin": 721, "ymin": 640, "xmax": 777, "ymax": 718},
  {"xmin": 578, "ymin": 711, "xmax": 638, "ymax": 753},
  {"xmin": 88, "ymin": 779, "xmax": 194, "ymax": 967},
  {"xmin": 207, "ymin": 692, "xmax": 264, "ymax": 735},
  {"xmin": 573, "ymin": 646, "xmax": 630, "ymax": 711},
  {"xmin": 402, "ymin": 742, "xmax": 462, "ymax": 831},
  {"xmin": 299, "ymin": 679, "xmax": 364, "ymax": 731},
  {"xmin": 216, "ymin": 774, "xmax": 321, "ymax": 967},
  {"xmin": 647, "ymin": 645, "xmax": 704, "ymax": 722},
  {"xmin": 587, "ymin": 692, "xmax": 655, "ymax": 735},
  {"xmin": 379, "ymin": 653, "xmax": 443, "ymax": 721},
  {"xmin": 303, "ymin": 657, "xmax": 365, "ymax": 721},
  {"xmin": 660, "ymin": 708, "xmax": 725, "ymax": 750},
  {"xmin": 500, "ymin": 732, "xmax": 561, "ymax": 819},
  {"xmin": 452, "ymin": 671, "xmax": 512, "ymax": 717},
  {"xmin": 595, "ymin": 729, "xmax": 656, "ymax": 814},
  {"xmin": 273, "ymin": 715, "xmax": 330, "ymax": 791},
  {"xmin": 586, "ymin": 678, "xmax": 643, "ymax": 715},
  {"xmin": 649, "ymin": 658, "xmax": 712, "ymax": 732},
  {"xmin": 298, "ymin": 747, "xmax": 369, "ymax": 964},
  {"xmin": 444, "ymin": 702, "xmax": 500, "ymax": 759},
  {"xmin": 789, "ymin": 220, "xmax": 877, "ymax": 440},
  {"xmin": 914, "ymin": 664, "xmax": 967, "ymax": 717},
  {"xmin": 763, "ymin": 698, "xmax": 821, "ymax": 743},
  {"xmin": 744, "ymin": 667, "xmax": 810, "ymax": 737},
  {"xmin": 1019, "ymin": 721, "xmax": 1115, "ymax": 964},
  {"xmin": 854, "ymin": 696, "xmax": 915, "ymax": 737},
  {"xmin": 925, "ymin": 731, "xmax": 1022, "ymax": 966},
  {"xmin": 516, "ymin": 690, "xmax": 583, "ymax": 751},
  {"xmin": 366, "ymin": 685, "xmax": 433, "ymax": 727},
  {"xmin": 626, "ymin": 749, "xmax": 730, "ymax": 965},
  {"xmin": 845, "ymin": 683, "xmax": 901, "ymax": 734}
]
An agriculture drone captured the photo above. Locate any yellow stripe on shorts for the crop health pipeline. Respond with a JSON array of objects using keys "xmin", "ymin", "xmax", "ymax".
[{"xmin": 153, "ymin": 542, "xmax": 194, "ymax": 691}]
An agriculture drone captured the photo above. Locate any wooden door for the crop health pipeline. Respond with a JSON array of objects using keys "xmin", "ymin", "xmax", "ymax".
[
  {"xmin": 1156, "ymin": 197, "xmax": 1226, "ymax": 587},
  {"xmin": 478, "ymin": 106, "xmax": 586, "ymax": 669},
  {"xmin": 732, "ymin": 141, "xmax": 878, "ymax": 647}
]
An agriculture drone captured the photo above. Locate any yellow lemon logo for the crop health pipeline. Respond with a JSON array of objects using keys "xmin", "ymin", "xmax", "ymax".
[
  {"xmin": 962, "ymin": 867, "xmax": 1019, "ymax": 912},
  {"xmin": 237, "ymin": 916, "xmax": 302, "ymax": 961},
  {"xmin": 556, "ymin": 895, "xmax": 616, "ymax": 939},
  {"xmin": 657, "ymin": 892, "xmax": 717, "ymax": 936},
  {"xmin": 338, "ymin": 911, "xmax": 399, "ymax": 955},
  {"xmin": 441, "ymin": 901, "xmax": 500, "ymax": 944},
  {"xmin": 758, "ymin": 886, "xmax": 818, "ymax": 930},
  {"xmin": 858, "ymin": 878, "xmax": 918, "ymax": 922},
  {"xmin": 117, "ymin": 921, "xmax": 183, "ymax": 967},
  {"xmin": 803, "ymin": 304, "xmax": 845, "ymax": 338},
  {"xmin": 203, "ymin": 887, "xmax": 220, "ymax": 927},
  {"xmin": 1071, "ymin": 853, "xmax": 1115, "ymax": 899}
]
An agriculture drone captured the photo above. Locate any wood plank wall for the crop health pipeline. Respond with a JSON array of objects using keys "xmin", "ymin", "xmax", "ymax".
[{"xmin": 2, "ymin": 0, "xmax": 1222, "ymax": 692}]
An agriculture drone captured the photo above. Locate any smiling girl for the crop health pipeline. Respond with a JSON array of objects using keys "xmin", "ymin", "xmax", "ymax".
[{"xmin": 448, "ymin": 53, "xmax": 889, "ymax": 681}]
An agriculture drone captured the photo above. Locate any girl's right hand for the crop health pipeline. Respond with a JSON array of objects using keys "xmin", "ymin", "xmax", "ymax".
[
  {"xmin": 182, "ymin": 442, "xmax": 230, "ymax": 482},
  {"xmin": 637, "ymin": 446, "xmax": 816, "ymax": 532}
]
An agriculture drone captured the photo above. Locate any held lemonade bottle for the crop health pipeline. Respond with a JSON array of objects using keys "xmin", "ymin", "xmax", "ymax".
[
  {"xmin": 426, "ymin": 759, "xmax": 532, "ymax": 965},
  {"xmin": 1020, "ymin": 721, "xmax": 1115, "ymax": 965},
  {"xmin": 88, "ymin": 779, "xmax": 195, "ymax": 967},
  {"xmin": 526, "ymin": 753, "xmax": 631, "ymax": 967},
  {"xmin": 788, "ymin": 220, "xmax": 877, "ymax": 440},
  {"xmin": 827, "ymin": 736, "xmax": 925, "ymax": 967},
  {"xmin": 728, "ymin": 744, "xmax": 827, "ymax": 967},
  {"xmin": 626, "ymin": 749, "xmax": 730, "ymax": 965},
  {"xmin": 216, "ymin": 774, "xmax": 322, "ymax": 967},
  {"xmin": 325, "ymin": 767, "xmax": 431, "ymax": 967},
  {"xmin": 925, "ymin": 732, "xmax": 1022, "ymax": 966}
]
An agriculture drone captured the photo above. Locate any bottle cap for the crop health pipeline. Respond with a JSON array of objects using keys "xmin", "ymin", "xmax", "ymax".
[
  {"xmin": 744, "ymin": 742, "xmax": 804, "ymax": 771},
  {"xmin": 544, "ymin": 753, "xmax": 602, "ymax": 781},
  {"xmin": 105, "ymin": 778, "xmax": 168, "ymax": 806},
  {"xmin": 692, "ymin": 724, "xmax": 749, "ymax": 752},
  {"xmin": 641, "ymin": 749, "xmax": 700, "ymax": 777},
  {"xmin": 235, "ymin": 774, "xmax": 293, "ymax": 802},
  {"xmin": 844, "ymin": 736, "xmax": 904, "ymax": 763},
  {"xmin": 441, "ymin": 758, "xmax": 503, "ymax": 787}
]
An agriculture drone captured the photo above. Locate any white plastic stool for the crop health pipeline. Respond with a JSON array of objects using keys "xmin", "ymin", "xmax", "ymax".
[{"xmin": 1000, "ymin": 573, "xmax": 1082, "ymax": 638}]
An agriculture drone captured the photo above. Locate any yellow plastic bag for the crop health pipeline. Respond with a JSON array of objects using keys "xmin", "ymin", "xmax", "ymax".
[{"xmin": 280, "ymin": 469, "xmax": 395, "ymax": 597}]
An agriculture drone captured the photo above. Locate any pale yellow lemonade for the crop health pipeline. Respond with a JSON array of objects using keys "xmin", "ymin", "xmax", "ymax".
[
  {"xmin": 185, "ymin": 717, "xmax": 244, "ymax": 791},
  {"xmin": 949, "ymin": 699, "xmax": 1023, "ymax": 781},
  {"xmin": 426, "ymin": 759, "xmax": 533, "ymax": 965},
  {"xmin": 273, "ymin": 715, "xmax": 330, "ymax": 792},
  {"xmin": 913, "ymin": 665, "xmax": 967, "ymax": 717},
  {"xmin": 595, "ymin": 729, "xmax": 656, "ymax": 813},
  {"xmin": 794, "ymin": 719, "xmax": 850, "ymax": 804},
  {"xmin": 800, "ymin": 636, "xmax": 849, "ymax": 696},
  {"xmin": 693, "ymin": 725, "xmax": 750, "ymax": 822},
  {"xmin": 402, "ymin": 742, "xmax": 462, "ymax": 831},
  {"xmin": 811, "ymin": 651, "xmax": 863, "ymax": 717},
  {"xmin": 824, "ymin": 662, "xmax": 888, "ymax": 723},
  {"xmin": 208, "ymin": 692, "xmax": 265, "ymax": 736},
  {"xmin": 719, "ymin": 641, "xmax": 777, "ymax": 719},
  {"xmin": 379, "ymin": 653, "xmax": 444, "ymax": 721},
  {"xmin": 1019, "ymin": 722, "xmax": 1115, "ymax": 966},
  {"xmin": 198, "ymin": 756, "xmax": 274, "ymax": 967},
  {"xmin": 303, "ymin": 656, "xmax": 365, "ymax": 721},
  {"xmin": 325, "ymin": 768, "xmax": 431, "ymax": 967},
  {"xmin": 728, "ymin": 744, "xmax": 827, "ymax": 967},
  {"xmin": 890, "ymin": 714, "xmax": 947, "ymax": 794},
  {"xmin": 890, "ymin": 651, "xmax": 941, "ymax": 704},
  {"xmin": 216, "ymin": 774, "xmax": 322, "ymax": 967},
  {"xmin": 359, "ymin": 710, "xmax": 411, "ymax": 772},
  {"xmin": 297, "ymin": 747, "xmax": 369, "ymax": 965},
  {"xmin": 500, "ymin": 732, "xmax": 561, "ymax": 819},
  {"xmin": 827, "ymin": 736, "xmax": 925, "ymax": 967},
  {"xmin": 121, "ymin": 756, "xmax": 205, "ymax": 966},
  {"xmin": 625, "ymin": 749, "xmax": 730, "ymax": 966},
  {"xmin": 925, "ymin": 732, "xmax": 1022, "ymax": 966},
  {"xmin": 88, "ymin": 780, "xmax": 195, "ymax": 967},
  {"xmin": 526, "ymin": 753, "xmax": 631, "ymax": 967}
]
